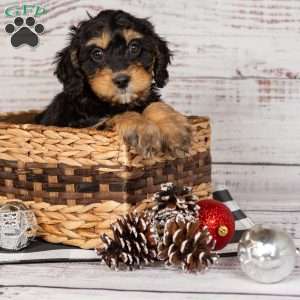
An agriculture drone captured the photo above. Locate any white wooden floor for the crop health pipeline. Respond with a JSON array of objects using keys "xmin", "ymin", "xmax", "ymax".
[{"xmin": 0, "ymin": 182, "xmax": 299, "ymax": 300}]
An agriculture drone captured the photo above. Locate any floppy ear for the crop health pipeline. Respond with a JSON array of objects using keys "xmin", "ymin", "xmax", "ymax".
[
  {"xmin": 153, "ymin": 37, "xmax": 172, "ymax": 88},
  {"xmin": 54, "ymin": 40, "xmax": 84, "ymax": 96}
]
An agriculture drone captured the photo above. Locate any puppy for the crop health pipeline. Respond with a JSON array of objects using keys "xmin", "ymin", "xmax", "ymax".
[{"xmin": 36, "ymin": 9, "xmax": 191, "ymax": 157}]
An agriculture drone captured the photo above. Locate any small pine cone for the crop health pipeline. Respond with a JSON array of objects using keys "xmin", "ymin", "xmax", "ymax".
[
  {"xmin": 96, "ymin": 212, "xmax": 158, "ymax": 271},
  {"xmin": 152, "ymin": 183, "xmax": 199, "ymax": 238},
  {"xmin": 157, "ymin": 215, "xmax": 219, "ymax": 273},
  {"xmin": 153, "ymin": 182, "xmax": 199, "ymax": 213}
]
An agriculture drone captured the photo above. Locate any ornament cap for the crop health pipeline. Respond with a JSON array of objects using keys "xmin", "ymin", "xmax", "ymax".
[{"xmin": 218, "ymin": 225, "xmax": 229, "ymax": 237}]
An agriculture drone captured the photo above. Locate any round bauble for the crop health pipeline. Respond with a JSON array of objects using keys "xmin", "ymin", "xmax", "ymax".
[
  {"xmin": 197, "ymin": 199, "xmax": 235, "ymax": 250},
  {"xmin": 238, "ymin": 224, "xmax": 297, "ymax": 283},
  {"xmin": 0, "ymin": 200, "xmax": 37, "ymax": 251}
]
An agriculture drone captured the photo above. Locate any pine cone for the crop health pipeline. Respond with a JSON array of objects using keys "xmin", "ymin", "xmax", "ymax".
[
  {"xmin": 96, "ymin": 212, "xmax": 158, "ymax": 271},
  {"xmin": 152, "ymin": 183, "xmax": 199, "ymax": 238},
  {"xmin": 157, "ymin": 215, "xmax": 219, "ymax": 273}
]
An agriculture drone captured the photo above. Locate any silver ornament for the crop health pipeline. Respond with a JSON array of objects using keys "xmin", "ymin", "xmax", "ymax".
[
  {"xmin": 238, "ymin": 224, "xmax": 297, "ymax": 283},
  {"xmin": 0, "ymin": 201, "xmax": 37, "ymax": 251}
]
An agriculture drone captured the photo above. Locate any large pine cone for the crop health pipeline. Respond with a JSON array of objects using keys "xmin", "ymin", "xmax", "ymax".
[
  {"xmin": 152, "ymin": 183, "xmax": 199, "ymax": 238},
  {"xmin": 157, "ymin": 215, "xmax": 219, "ymax": 273},
  {"xmin": 96, "ymin": 212, "xmax": 158, "ymax": 271}
]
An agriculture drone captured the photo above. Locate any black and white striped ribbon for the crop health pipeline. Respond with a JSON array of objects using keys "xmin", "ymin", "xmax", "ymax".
[{"xmin": 213, "ymin": 188, "xmax": 254, "ymax": 256}]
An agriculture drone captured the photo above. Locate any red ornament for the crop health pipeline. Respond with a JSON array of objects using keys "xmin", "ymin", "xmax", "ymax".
[{"xmin": 197, "ymin": 199, "xmax": 235, "ymax": 250}]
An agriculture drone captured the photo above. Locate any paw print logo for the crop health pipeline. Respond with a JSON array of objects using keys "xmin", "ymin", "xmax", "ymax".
[{"xmin": 5, "ymin": 17, "xmax": 44, "ymax": 48}]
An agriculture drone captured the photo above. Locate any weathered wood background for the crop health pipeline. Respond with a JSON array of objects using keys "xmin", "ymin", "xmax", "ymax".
[{"xmin": 0, "ymin": 1, "xmax": 299, "ymax": 299}]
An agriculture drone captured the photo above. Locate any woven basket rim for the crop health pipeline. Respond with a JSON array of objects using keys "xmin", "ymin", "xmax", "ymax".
[
  {"xmin": 0, "ymin": 110, "xmax": 210, "ymax": 135},
  {"xmin": 0, "ymin": 110, "xmax": 112, "ymax": 135}
]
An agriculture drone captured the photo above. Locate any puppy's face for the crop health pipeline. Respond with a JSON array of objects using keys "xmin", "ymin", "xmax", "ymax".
[
  {"xmin": 55, "ymin": 10, "xmax": 171, "ymax": 105},
  {"xmin": 83, "ymin": 29, "xmax": 153, "ymax": 104}
]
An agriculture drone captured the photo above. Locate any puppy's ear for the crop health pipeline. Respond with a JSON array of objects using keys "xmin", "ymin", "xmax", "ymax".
[
  {"xmin": 140, "ymin": 17, "xmax": 171, "ymax": 87},
  {"xmin": 153, "ymin": 37, "xmax": 172, "ymax": 88},
  {"xmin": 54, "ymin": 34, "xmax": 84, "ymax": 96}
]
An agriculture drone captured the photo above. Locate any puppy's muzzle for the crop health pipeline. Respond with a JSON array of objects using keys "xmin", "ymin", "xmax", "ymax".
[{"xmin": 113, "ymin": 74, "xmax": 130, "ymax": 89}]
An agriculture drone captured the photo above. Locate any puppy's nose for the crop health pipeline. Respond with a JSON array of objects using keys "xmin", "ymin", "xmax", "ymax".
[{"xmin": 113, "ymin": 74, "xmax": 130, "ymax": 89}]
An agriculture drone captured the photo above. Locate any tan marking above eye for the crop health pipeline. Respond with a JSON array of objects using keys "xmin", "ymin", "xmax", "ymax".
[
  {"xmin": 86, "ymin": 31, "xmax": 111, "ymax": 49},
  {"xmin": 122, "ymin": 29, "xmax": 143, "ymax": 44}
]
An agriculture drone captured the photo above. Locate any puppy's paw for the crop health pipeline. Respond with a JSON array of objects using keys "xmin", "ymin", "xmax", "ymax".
[
  {"xmin": 158, "ymin": 115, "xmax": 192, "ymax": 155},
  {"xmin": 143, "ymin": 102, "xmax": 192, "ymax": 155},
  {"xmin": 107, "ymin": 112, "xmax": 162, "ymax": 158},
  {"xmin": 135, "ymin": 120, "xmax": 162, "ymax": 158}
]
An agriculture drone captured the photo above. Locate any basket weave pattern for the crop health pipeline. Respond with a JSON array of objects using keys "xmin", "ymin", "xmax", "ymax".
[{"xmin": 0, "ymin": 112, "xmax": 211, "ymax": 249}]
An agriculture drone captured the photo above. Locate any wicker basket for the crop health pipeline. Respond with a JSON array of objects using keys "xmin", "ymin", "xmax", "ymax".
[{"xmin": 0, "ymin": 111, "xmax": 211, "ymax": 249}]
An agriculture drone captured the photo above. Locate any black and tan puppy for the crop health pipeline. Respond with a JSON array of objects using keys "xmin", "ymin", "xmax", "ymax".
[{"xmin": 36, "ymin": 9, "xmax": 191, "ymax": 157}]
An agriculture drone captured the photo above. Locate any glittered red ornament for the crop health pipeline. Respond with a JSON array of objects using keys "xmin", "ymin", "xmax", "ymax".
[{"xmin": 197, "ymin": 199, "xmax": 235, "ymax": 250}]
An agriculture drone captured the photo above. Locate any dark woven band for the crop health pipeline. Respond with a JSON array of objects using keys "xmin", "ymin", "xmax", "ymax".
[{"xmin": 0, "ymin": 151, "xmax": 211, "ymax": 205}]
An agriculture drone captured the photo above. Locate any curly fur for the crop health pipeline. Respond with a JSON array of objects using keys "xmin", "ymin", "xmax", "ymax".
[{"xmin": 36, "ymin": 10, "xmax": 171, "ymax": 128}]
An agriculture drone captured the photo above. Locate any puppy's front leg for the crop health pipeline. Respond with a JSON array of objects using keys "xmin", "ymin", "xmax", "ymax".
[
  {"xmin": 105, "ymin": 112, "xmax": 162, "ymax": 157},
  {"xmin": 143, "ymin": 102, "xmax": 191, "ymax": 154}
]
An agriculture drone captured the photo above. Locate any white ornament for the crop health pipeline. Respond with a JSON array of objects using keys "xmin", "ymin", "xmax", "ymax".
[
  {"xmin": 238, "ymin": 224, "xmax": 298, "ymax": 283},
  {"xmin": 0, "ymin": 201, "xmax": 37, "ymax": 251}
]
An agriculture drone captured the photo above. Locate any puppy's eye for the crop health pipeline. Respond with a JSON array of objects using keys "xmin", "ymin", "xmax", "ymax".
[
  {"xmin": 91, "ymin": 48, "xmax": 104, "ymax": 62},
  {"xmin": 128, "ymin": 40, "xmax": 141, "ymax": 57}
]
